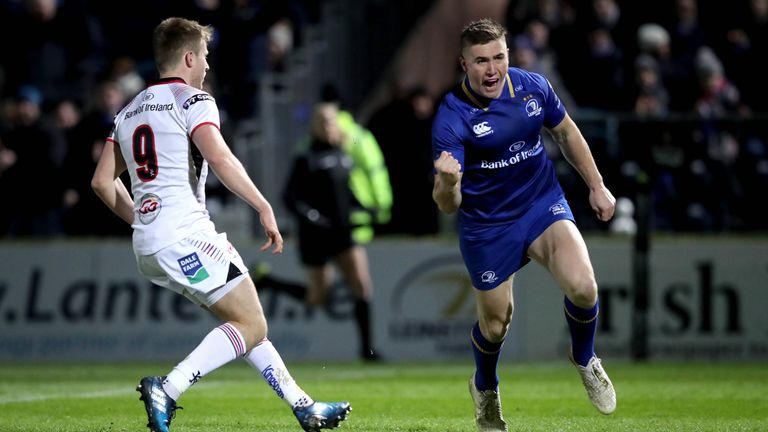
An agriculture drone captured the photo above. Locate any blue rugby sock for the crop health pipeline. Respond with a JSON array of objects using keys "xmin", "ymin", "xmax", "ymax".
[
  {"xmin": 564, "ymin": 296, "xmax": 598, "ymax": 367},
  {"xmin": 470, "ymin": 321, "xmax": 503, "ymax": 391}
]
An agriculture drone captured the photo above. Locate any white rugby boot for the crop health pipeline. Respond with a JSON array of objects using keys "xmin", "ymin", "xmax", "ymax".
[
  {"xmin": 468, "ymin": 375, "xmax": 508, "ymax": 432},
  {"xmin": 573, "ymin": 355, "xmax": 616, "ymax": 414}
]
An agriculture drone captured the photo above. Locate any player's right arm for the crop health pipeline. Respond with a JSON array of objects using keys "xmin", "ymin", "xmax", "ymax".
[
  {"xmin": 92, "ymin": 139, "xmax": 134, "ymax": 225},
  {"xmin": 191, "ymin": 124, "xmax": 283, "ymax": 253},
  {"xmin": 432, "ymin": 151, "xmax": 462, "ymax": 214}
]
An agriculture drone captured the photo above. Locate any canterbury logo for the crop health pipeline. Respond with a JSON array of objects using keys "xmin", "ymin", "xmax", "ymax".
[{"xmin": 473, "ymin": 122, "xmax": 493, "ymax": 137}]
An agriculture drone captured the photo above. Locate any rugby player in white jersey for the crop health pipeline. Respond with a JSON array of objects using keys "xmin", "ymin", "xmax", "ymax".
[{"xmin": 91, "ymin": 17, "xmax": 350, "ymax": 432}]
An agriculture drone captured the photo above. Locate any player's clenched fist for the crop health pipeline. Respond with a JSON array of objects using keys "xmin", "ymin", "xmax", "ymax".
[{"xmin": 434, "ymin": 151, "xmax": 461, "ymax": 185}]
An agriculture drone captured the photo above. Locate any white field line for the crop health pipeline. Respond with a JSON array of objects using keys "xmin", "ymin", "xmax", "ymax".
[
  {"xmin": 0, "ymin": 365, "xmax": 473, "ymax": 405},
  {"xmin": 0, "ymin": 387, "xmax": 135, "ymax": 405}
]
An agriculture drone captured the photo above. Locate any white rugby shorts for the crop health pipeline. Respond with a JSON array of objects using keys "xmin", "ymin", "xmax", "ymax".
[{"xmin": 136, "ymin": 229, "xmax": 249, "ymax": 307}]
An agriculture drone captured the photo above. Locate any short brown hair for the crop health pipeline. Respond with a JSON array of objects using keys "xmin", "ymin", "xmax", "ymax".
[
  {"xmin": 153, "ymin": 17, "xmax": 213, "ymax": 73},
  {"xmin": 460, "ymin": 18, "xmax": 508, "ymax": 51}
]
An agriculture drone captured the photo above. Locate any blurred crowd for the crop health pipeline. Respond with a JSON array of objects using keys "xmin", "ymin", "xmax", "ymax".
[
  {"xmin": 0, "ymin": 0, "xmax": 767, "ymax": 238},
  {"xmin": 500, "ymin": 0, "xmax": 768, "ymax": 232},
  {"xmin": 0, "ymin": 0, "xmax": 321, "ymax": 237}
]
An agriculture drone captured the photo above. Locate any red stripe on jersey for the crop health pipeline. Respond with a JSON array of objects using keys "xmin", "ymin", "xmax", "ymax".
[{"xmin": 190, "ymin": 122, "xmax": 220, "ymax": 139}]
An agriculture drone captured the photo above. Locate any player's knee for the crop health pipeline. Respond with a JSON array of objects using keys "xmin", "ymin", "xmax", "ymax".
[
  {"xmin": 567, "ymin": 277, "xmax": 598, "ymax": 308},
  {"xmin": 237, "ymin": 316, "xmax": 268, "ymax": 350},
  {"xmin": 481, "ymin": 313, "xmax": 511, "ymax": 342}
]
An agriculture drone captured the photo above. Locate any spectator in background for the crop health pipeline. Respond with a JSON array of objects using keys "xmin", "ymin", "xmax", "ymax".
[
  {"xmin": 506, "ymin": 0, "xmax": 575, "ymax": 35},
  {"xmin": 636, "ymin": 22, "xmax": 697, "ymax": 112},
  {"xmin": 214, "ymin": 0, "xmax": 311, "ymax": 119},
  {"xmin": 108, "ymin": 56, "xmax": 146, "ymax": 99},
  {"xmin": 578, "ymin": 24, "xmax": 626, "ymax": 111},
  {"xmin": 62, "ymin": 79, "xmax": 131, "ymax": 236},
  {"xmin": 267, "ymin": 18, "xmax": 295, "ymax": 73},
  {"xmin": 510, "ymin": 33, "xmax": 576, "ymax": 112},
  {"xmin": 52, "ymin": 98, "xmax": 82, "ymax": 202},
  {"xmin": 589, "ymin": 0, "xmax": 631, "ymax": 47},
  {"xmin": 0, "ymin": 0, "xmax": 106, "ymax": 104},
  {"xmin": 320, "ymin": 83, "xmax": 392, "ymax": 244},
  {"xmin": 722, "ymin": 0, "xmax": 768, "ymax": 112},
  {"xmin": 660, "ymin": 0, "xmax": 709, "ymax": 111},
  {"xmin": 632, "ymin": 53, "xmax": 669, "ymax": 117},
  {"xmin": 693, "ymin": 47, "xmax": 748, "ymax": 118},
  {"xmin": 683, "ymin": 47, "xmax": 748, "ymax": 232},
  {"xmin": 522, "ymin": 18, "xmax": 559, "ymax": 74},
  {"xmin": 0, "ymin": 85, "xmax": 64, "ymax": 237},
  {"xmin": 282, "ymin": 102, "xmax": 382, "ymax": 361},
  {"xmin": 368, "ymin": 85, "xmax": 439, "ymax": 236}
]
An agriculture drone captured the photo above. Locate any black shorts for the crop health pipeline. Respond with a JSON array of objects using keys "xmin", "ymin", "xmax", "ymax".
[{"xmin": 297, "ymin": 225, "xmax": 355, "ymax": 266}]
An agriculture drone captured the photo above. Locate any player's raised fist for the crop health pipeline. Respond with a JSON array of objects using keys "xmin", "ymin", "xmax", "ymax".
[{"xmin": 435, "ymin": 151, "xmax": 461, "ymax": 178}]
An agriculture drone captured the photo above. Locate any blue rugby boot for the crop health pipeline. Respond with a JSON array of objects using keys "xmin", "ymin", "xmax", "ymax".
[
  {"xmin": 136, "ymin": 376, "xmax": 182, "ymax": 432},
  {"xmin": 293, "ymin": 401, "xmax": 352, "ymax": 431}
]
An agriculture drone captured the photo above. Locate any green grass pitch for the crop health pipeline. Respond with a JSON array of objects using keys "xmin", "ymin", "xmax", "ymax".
[{"xmin": 0, "ymin": 361, "xmax": 766, "ymax": 431}]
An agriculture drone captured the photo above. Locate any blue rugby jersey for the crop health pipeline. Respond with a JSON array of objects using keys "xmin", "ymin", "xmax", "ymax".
[{"xmin": 432, "ymin": 67, "xmax": 567, "ymax": 225}]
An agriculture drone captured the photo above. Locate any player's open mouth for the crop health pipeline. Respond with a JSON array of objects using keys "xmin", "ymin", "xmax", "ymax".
[{"xmin": 483, "ymin": 78, "xmax": 499, "ymax": 90}]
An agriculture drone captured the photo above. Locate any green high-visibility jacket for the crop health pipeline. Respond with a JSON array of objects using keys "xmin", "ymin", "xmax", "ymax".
[{"xmin": 295, "ymin": 110, "xmax": 392, "ymax": 244}]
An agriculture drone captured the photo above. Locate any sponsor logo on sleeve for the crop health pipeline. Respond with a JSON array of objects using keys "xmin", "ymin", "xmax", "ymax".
[{"xmin": 183, "ymin": 93, "xmax": 214, "ymax": 110}]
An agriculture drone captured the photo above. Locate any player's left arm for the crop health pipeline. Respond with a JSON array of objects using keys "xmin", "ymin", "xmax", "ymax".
[
  {"xmin": 192, "ymin": 124, "xmax": 283, "ymax": 253},
  {"xmin": 547, "ymin": 114, "xmax": 615, "ymax": 222}
]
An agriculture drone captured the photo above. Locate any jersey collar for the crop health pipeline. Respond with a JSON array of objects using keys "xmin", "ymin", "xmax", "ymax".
[
  {"xmin": 461, "ymin": 74, "xmax": 515, "ymax": 111},
  {"xmin": 148, "ymin": 77, "xmax": 187, "ymax": 87}
]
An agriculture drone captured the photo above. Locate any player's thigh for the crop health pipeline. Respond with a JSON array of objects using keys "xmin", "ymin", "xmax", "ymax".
[{"xmin": 527, "ymin": 220, "xmax": 596, "ymax": 296}]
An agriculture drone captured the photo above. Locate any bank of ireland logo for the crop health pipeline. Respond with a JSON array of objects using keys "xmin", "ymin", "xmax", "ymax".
[
  {"xmin": 138, "ymin": 193, "xmax": 162, "ymax": 224},
  {"xmin": 473, "ymin": 121, "xmax": 494, "ymax": 137},
  {"xmin": 525, "ymin": 98, "xmax": 542, "ymax": 117},
  {"xmin": 481, "ymin": 271, "xmax": 498, "ymax": 284},
  {"xmin": 178, "ymin": 252, "xmax": 209, "ymax": 284}
]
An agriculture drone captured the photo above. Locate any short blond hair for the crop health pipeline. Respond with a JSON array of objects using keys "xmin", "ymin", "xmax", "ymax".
[
  {"xmin": 153, "ymin": 17, "xmax": 213, "ymax": 74},
  {"xmin": 460, "ymin": 18, "xmax": 508, "ymax": 51}
]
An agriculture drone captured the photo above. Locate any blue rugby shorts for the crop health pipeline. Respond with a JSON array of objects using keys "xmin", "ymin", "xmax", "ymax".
[{"xmin": 458, "ymin": 194, "xmax": 575, "ymax": 290}]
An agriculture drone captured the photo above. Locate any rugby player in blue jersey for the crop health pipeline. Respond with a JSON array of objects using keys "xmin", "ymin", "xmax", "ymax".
[{"xmin": 432, "ymin": 18, "xmax": 617, "ymax": 431}]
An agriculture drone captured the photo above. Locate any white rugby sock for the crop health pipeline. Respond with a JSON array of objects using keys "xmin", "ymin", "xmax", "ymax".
[
  {"xmin": 245, "ymin": 339, "xmax": 314, "ymax": 408},
  {"xmin": 163, "ymin": 323, "xmax": 246, "ymax": 400}
]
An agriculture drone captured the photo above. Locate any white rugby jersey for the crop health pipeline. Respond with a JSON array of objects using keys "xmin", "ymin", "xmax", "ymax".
[{"xmin": 108, "ymin": 77, "xmax": 218, "ymax": 254}]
